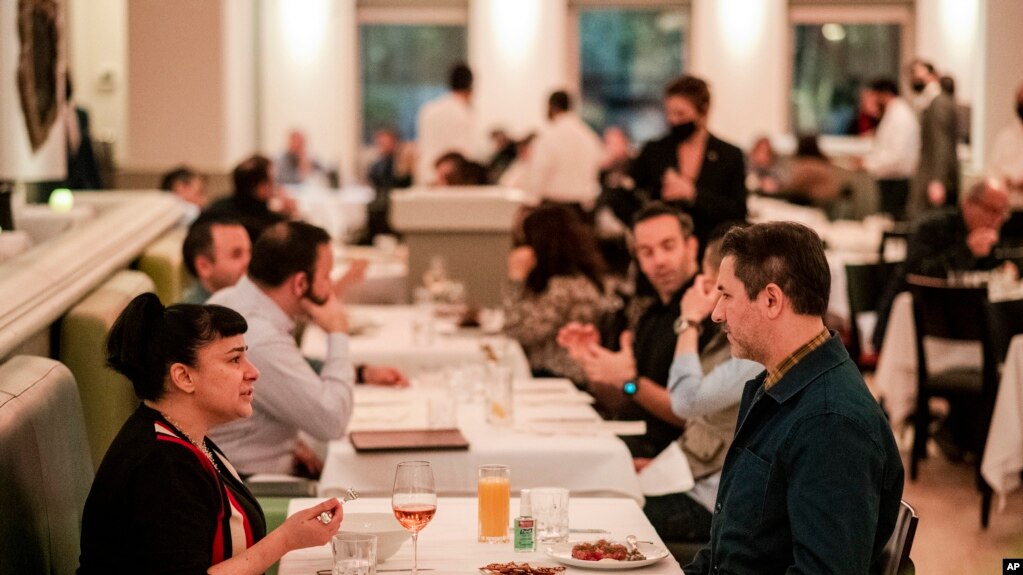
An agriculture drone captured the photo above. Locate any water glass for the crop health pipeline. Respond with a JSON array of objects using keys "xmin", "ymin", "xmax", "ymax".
[
  {"xmin": 531, "ymin": 487, "xmax": 570, "ymax": 543},
  {"xmin": 478, "ymin": 464, "xmax": 511, "ymax": 543},
  {"xmin": 332, "ymin": 533, "xmax": 377, "ymax": 575},
  {"xmin": 485, "ymin": 365, "xmax": 513, "ymax": 426},
  {"xmin": 427, "ymin": 394, "xmax": 457, "ymax": 429}
]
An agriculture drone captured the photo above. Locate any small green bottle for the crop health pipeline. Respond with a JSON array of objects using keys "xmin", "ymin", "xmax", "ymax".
[{"xmin": 514, "ymin": 489, "xmax": 536, "ymax": 552}]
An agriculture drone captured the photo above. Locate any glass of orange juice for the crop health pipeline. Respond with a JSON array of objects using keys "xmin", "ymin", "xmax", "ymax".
[{"xmin": 478, "ymin": 465, "xmax": 510, "ymax": 543}]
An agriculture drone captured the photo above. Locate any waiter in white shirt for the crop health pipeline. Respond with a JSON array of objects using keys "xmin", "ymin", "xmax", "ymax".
[
  {"xmin": 415, "ymin": 63, "xmax": 476, "ymax": 185},
  {"xmin": 527, "ymin": 90, "xmax": 603, "ymax": 213},
  {"xmin": 862, "ymin": 78, "xmax": 920, "ymax": 221}
]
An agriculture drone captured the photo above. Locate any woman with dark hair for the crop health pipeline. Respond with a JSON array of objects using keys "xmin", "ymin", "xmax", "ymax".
[
  {"xmin": 629, "ymin": 75, "xmax": 748, "ymax": 245},
  {"xmin": 503, "ymin": 205, "xmax": 616, "ymax": 381},
  {"xmin": 78, "ymin": 293, "xmax": 342, "ymax": 575}
]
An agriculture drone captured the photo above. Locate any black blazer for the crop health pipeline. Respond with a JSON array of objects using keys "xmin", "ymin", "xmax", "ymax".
[{"xmin": 630, "ymin": 133, "xmax": 748, "ymax": 243}]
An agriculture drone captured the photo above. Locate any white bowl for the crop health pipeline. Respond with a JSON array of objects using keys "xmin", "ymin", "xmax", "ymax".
[{"xmin": 340, "ymin": 512, "xmax": 410, "ymax": 563}]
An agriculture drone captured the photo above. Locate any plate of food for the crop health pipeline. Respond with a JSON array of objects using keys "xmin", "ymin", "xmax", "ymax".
[
  {"xmin": 480, "ymin": 561, "xmax": 566, "ymax": 574},
  {"xmin": 544, "ymin": 539, "xmax": 669, "ymax": 570}
]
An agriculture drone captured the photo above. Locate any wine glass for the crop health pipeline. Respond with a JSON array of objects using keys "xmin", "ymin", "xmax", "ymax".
[{"xmin": 392, "ymin": 461, "xmax": 437, "ymax": 575}]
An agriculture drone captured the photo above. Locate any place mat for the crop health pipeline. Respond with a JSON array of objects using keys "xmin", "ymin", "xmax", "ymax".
[{"xmin": 350, "ymin": 429, "xmax": 470, "ymax": 452}]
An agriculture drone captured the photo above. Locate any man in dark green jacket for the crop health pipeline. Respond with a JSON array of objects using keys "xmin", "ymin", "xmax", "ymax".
[{"xmin": 685, "ymin": 222, "xmax": 904, "ymax": 574}]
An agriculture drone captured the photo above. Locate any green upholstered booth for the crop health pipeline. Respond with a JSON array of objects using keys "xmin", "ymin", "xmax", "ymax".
[
  {"xmin": 60, "ymin": 270, "xmax": 155, "ymax": 467},
  {"xmin": 136, "ymin": 226, "xmax": 189, "ymax": 304},
  {"xmin": 0, "ymin": 356, "xmax": 94, "ymax": 575}
]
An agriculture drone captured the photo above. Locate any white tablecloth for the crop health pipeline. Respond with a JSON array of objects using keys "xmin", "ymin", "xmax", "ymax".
[
  {"xmin": 302, "ymin": 305, "xmax": 532, "ymax": 380},
  {"xmin": 278, "ymin": 497, "xmax": 684, "ymax": 575},
  {"xmin": 874, "ymin": 292, "xmax": 981, "ymax": 434},
  {"xmin": 982, "ymin": 334, "xmax": 1023, "ymax": 501},
  {"xmin": 317, "ymin": 383, "xmax": 648, "ymax": 503},
  {"xmin": 293, "ymin": 185, "xmax": 374, "ymax": 242}
]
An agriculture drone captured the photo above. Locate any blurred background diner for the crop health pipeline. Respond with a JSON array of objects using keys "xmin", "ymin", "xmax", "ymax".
[{"xmin": 2, "ymin": 2, "xmax": 1023, "ymax": 574}]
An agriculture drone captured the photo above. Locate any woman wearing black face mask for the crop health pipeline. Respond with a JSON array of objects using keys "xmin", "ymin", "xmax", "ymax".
[{"xmin": 629, "ymin": 75, "xmax": 748, "ymax": 247}]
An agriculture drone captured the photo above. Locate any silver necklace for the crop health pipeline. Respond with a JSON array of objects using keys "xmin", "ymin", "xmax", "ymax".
[{"xmin": 158, "ymin": 410, "xmax": 219, "ymax": 473}]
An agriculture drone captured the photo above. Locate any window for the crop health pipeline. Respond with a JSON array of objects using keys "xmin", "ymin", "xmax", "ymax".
[
  {"xmin": 359, "ymin": 24, "xmax": 467, "ymax": 143},
  {"xmin": 574, "ymin": 6, "xmax": 687, "ymax": 144},
  {"xmin": 789, "ymin": 5, "xmax": 913, "ymax": 136}
]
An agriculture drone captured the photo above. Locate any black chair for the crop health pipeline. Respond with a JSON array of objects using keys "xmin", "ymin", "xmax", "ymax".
[
  {"xmin": 880, "ymin": 500, "xmax": 918, "ymax": 575},
  {"xmin": 879, "ymin": 223, "xmax": 913, "ymax": 262},
  {"xmin": 906, "ymin": 275, "xmax": 1001, "ymax": 527},
  {"xmin": 845, "ymin": 260, "xmax": 900, "ymax": 369}
]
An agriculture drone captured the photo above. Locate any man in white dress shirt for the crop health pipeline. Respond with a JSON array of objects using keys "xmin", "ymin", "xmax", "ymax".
[
  {"xmin": 863, "ymin": 78, "xmax": 920, "ymax": 220},
  {"xmin": 988, "ymin": 83, "xmax": 1023, "ymax": 194},
  {"xmin": 527, "ymin": 90, "xmax": 604, "ymax": 211},
  {"xmin": 209, "ymin": 221, "xmax": 405, "ymax": 476},
  {"xmin": 415, "ymin": 63, "xmax": 476, "ymax": 185}
]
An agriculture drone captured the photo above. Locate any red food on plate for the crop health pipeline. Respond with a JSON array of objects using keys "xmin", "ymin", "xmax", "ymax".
[{"xmin": 570, "ymin": 539, "xmax": 629, "ymax": 561}]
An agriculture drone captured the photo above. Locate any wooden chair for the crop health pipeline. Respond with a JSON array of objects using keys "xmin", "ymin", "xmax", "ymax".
[
  {"xmin": 845, "ymin": 260, "xmax": 900, "ymax": 369},
  {"xmin": 906, "ymin": 275, "xmax": 1000, "ymax": 527}
]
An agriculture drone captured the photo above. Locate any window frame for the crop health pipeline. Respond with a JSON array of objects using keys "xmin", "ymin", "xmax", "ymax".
[
  {"xmin": 786, "ymin": 3, "xmax": 915, "ymax": 135},
  {"xmin": 355, "ymin": 2, "xmax": 469, "ymax": 153},
  {"xmin": 566, "ymin": 0, "xmax": 692, "ymax": 140}
]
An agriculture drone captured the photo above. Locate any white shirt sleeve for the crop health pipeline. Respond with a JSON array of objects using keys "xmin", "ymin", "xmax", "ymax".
[
  {"xmin": 249, "ymin": 329, "xmax": 355, "ymax": 441},
  {"xmin": 667, "ymin": 353, "xmax": 763, "ymax": 418}
]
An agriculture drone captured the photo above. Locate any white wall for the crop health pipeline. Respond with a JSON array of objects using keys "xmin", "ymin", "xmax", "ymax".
[
  {"xmin": 258, "ymin": 0, "xmax": 342, "ymax": 176},
  {"xmin": 223, "ymin": 0, "xmax": 257, "ymax": 168},
  {"xmin": 689, "ymin": 0, "xmax": 788, "ymax": 149},
  {"xmin": 915, "ymin": 0, "xmax": 979, "ymax": 106},
  {"xmin": 469, "ymin": 0, "xmax": 569, "ymax": 146},
  {"xmin": 973, "ymin": 0, "xmax": 1023, "ymax": 173},
  {"xmin": 0, "ymin": 0, "xmax": 66, "ymax": 181},
  {"xmin": 67, "ymin": 0, "xmax": 125, "ymax": 162}
]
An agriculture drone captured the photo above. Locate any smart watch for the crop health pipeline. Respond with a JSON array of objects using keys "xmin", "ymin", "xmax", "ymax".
[
  {"xmin": 622, "ymin": 380, "xmax": 638, "ymax": 396},
  {"xmin": 673, "ymin": 316, "xmax": 703, "ymax": 335}
]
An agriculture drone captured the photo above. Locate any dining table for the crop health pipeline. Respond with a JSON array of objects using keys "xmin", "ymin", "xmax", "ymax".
[
  {"xmin": 277, "ymin": 496, "xmax": 684, "ymax": 575},
  {"xmin": 981, "ymin": 334, "xmax": 1023, "ymax": 507},
  {"xmin": 301, "ymin": 305, "xmax": 533, "ymax": 380},
  {"xmin": 315, "ymin": 380, "xmax": 655, "ymax": 504}
]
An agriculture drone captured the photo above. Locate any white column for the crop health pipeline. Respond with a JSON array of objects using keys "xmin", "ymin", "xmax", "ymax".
[
  {"xmin": 0, "ymin": 0, "xmax": 67, "ymax": 182},
  {"xmin": 258, "ymin": 0, "xmax": 341, "ymax": 177},
  {"xmin": 689, "ymin": 0, "xmax": 788, "ymax": 149},
  {"xmin": 915, "ymin": 0, "xmax": 980, "ymax": 106},
  {"xmin": 469, "ymin": 0, "xmax": 568, "ymax": 145},
  {"xmin": 336, "ymin": 0, "xmax": 358, "ymax": 186},
  {"xmin": 67, "ymin": 0, "xmax": 126, "ymax": 163},
  {"xmin": 223, "ymin": 0, "xmax": 257, "ymax": 168},
  {"xmin": 972, "ymin": 0, "xmax": 1023, "ymax": 173}
]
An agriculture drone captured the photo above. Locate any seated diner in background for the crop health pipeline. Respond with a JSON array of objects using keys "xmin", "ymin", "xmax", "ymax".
[
  {"xmin": 558, "ymin": 203, "xmax": 701, "ymax": 459},
  {"xmin": 77, "ymin": 294, "xmax": 342, "ymax": 574},
  {"xmin": 208, "ymin": 221, "xmax": 406, "ymax": 478},
  {"xmin": 205, "ymin": 154, "xmax": 298, "ymax": 243},
  {"xmin": 503, "ymin": 204, "xmax": 616, "ymax": 382},
  {"xmin": 641, "ymin": 225, "xmax": 762, "ymax": 544},
  {"xmin": 873, "ymin": 179, "xmax": 1016, "ymax": 353}
]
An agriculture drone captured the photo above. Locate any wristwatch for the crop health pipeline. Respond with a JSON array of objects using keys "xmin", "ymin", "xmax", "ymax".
[
  {"xmin": 622, "ymin": 380, "xmax": 638, "ymax": 396},
  {"xmin": 673, "ymin": 316, "xmax": 703, "ymax": 335}
]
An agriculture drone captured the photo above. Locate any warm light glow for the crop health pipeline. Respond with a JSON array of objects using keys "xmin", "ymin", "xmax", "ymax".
[
  {"xmin": 822, "ymin": 23, "xmax": 846, "ymax": 42},
  {"xmin": 48, "ymin": 188, "xmax": 74, "ymax": 213},
  {"xmin": 718, "ymin": 0, "xmax": 765, "ymax": 58},
  {"xmin": 938, "ymin": 0, "xmax": 977, "ymax": 54},
  {"xmin": 280, "ymin": 0, "xmax": 329, "ymax": 63},
  {"xmin": 490, "ymin": 0, "xmax": 539, "ymax": 67}
]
